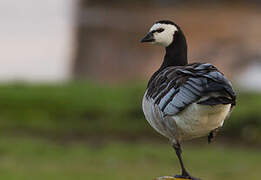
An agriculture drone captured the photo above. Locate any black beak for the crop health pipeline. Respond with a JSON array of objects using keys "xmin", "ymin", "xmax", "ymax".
[{"xmin": 140, "ymin": 32, "xmax": 154, "ymax": 43}]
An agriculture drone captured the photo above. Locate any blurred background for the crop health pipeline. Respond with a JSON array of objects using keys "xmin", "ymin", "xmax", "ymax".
[{"xmin": 0, "ymin": 0, "xmax": 261, "ymax": 179}]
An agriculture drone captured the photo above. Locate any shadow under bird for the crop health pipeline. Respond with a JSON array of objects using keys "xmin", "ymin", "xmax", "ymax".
[{"xmin": 141, "ymin": 20, "xmax": 236, "ymax": 180}]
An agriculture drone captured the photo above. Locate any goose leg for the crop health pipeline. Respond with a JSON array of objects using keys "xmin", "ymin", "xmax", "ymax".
[{"xmin": 172, "ymin": 142, "xmax": 200, "ymax": 180}]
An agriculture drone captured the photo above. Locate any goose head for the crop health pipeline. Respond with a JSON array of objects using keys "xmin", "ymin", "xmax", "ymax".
[{"xmin": 140, "ymin": 20, "xmax": 179, "ymax": 47}]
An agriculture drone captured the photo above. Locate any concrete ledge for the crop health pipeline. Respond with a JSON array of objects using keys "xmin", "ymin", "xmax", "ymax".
[{"xmin": 156, "ymin": 176, "xmax": 191, "ymax": 180}]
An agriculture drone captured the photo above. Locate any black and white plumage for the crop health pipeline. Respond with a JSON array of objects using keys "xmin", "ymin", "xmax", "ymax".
[{"xmin": 141, "ymin": 20, "xmax": 236, "ymax": 180}]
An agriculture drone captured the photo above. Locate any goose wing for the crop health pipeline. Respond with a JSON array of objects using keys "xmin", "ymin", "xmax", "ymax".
[{"xmin": 146, "ymin": 63, "xmax": 236, "ymax": 116}]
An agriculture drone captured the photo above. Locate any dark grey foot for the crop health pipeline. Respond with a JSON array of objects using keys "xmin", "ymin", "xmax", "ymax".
[
  {"xmin": 174, "ymin": 174, "xmax": 200, "ymax": 180},
  {"xmin": 208, "ymin": 131, "xmax": 214, "ymax": 143},
  {"xmin": 208, "ymin": 127, "xmax": 220, "ymax": 143}
]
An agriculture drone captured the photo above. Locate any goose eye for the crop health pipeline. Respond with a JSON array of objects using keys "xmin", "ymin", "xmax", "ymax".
[{"xmin": 156, "ymin": 28, "xmax": 164, "ymax": 33}]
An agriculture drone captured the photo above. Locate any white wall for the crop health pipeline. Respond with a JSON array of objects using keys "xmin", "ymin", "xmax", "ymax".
[
  {"xmin": 237, "ymin": 61, "xmax": 261, "ymax": 91},
  {"xmin": 0, "ymin": 0, "xmax": 76, "ymax": 82}
]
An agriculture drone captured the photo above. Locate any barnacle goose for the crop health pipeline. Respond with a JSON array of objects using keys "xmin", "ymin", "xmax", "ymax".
[{"xmin": 141, "ymin": 20, "xmax": 236, "ymax": 180}]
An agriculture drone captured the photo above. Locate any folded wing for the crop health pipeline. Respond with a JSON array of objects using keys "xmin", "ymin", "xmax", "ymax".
[{"xmin": 146, "ymin": 63, "xmax": 236, "ymax": 117}]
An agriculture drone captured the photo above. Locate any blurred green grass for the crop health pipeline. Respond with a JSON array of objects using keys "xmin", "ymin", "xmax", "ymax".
[
  {"xmin": 0, "ymin": 82, "xmax": 146, "ymax": 137},
  {"xmin": 0, "ymin": 137, "xmax": 260, "ymax": 180},
  {"xmin": 0, "ymin": 82, "xmax": 260, "ymax": 143},
  {"xmin": 0, "ymin": 82, "xmax": 260, "ymax": 179}
]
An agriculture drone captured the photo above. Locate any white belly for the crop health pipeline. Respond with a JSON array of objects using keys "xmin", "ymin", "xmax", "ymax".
[
  {"xmin": 173, "ymin": 102, "xmax": 231, "ymax": 141},
  {"xmin": 142, "ymin": 92, "xmax": 231, "ymax": 142}
]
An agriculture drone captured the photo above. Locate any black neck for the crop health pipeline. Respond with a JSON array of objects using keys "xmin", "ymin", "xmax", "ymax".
[
  {"xmin": 147, "ymin": 30, "xmax": 188, "ymax": 87},
  {"xmin": 159, "ymin": 30, "xmax": 188, "ymax": 70}
]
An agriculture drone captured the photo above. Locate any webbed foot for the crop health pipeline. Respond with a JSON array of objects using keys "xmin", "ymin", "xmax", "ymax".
[
  {"xmin": 174, "ymin": 174, "xmax": 200, "ymax": 180},
  {"xmin": 208, "ymin": 127, "xmax": 221, "ymax": 143}
]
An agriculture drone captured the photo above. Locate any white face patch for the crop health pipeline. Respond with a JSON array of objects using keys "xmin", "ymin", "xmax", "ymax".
[{"xmin": 149, "ymin": 23, "xmax": 178, "ymax": 47}]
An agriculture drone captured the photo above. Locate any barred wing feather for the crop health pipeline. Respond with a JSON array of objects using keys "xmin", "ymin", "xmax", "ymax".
[{"xmin": 146, "ymin": 63, "xmax": 236, "ymax": 117}]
